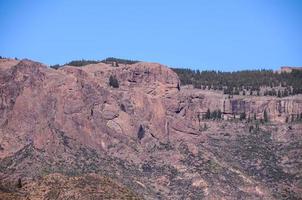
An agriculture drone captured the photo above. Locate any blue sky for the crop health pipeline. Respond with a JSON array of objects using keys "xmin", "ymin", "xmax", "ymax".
[{"xmin": 0, "ymin": 0, "xmax": 301, "ymax": 71}]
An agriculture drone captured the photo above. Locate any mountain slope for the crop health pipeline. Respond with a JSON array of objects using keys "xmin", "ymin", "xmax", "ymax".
[{"xmin": 0, "ymin": 58, "xmax": 301, "ymax": 199}]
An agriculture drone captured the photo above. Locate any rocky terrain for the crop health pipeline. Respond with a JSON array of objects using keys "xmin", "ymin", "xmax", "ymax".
[
  {"xmin": 0, "ymin": 58, "xmax": 302, "ymax": 199},
  {"xmin": 0, "ymin": 173, "xmax": 140, "ymax": 200}
]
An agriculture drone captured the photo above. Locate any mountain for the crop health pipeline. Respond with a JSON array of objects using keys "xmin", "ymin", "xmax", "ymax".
[{"xmin": 0, "ymin": 58, "xmax": 302, "ymax": 199}]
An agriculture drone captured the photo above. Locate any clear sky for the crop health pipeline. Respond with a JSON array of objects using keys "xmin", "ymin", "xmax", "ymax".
[{"xmin": 0, "ymin": 0, "xmax": 301, "ymax": 71}]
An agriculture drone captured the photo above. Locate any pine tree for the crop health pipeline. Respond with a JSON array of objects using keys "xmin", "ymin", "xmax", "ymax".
[
  {"xmin": 137, "ymin": 125, "xmax": 145, "ymax": 140},
  {"xmin": 120, "ymin": 104, "xmax": 126, "ymax": 112},
  {"xmin": 283, "ymin": 89, "xmax": 289, "ymax": 97},
  {"xmin": 177, "ymin": 83, "xmax": 180, "ymax": 91},
  {"xmin": 205, "ymin": 109, "xmax": 211, "ymax": 119},
  {"xmin": 211, "ymin": 110, "xmax": 217, "ymax": 119},
  {"xmin": 109, "ymin": 75, "xmax": 119, "ymax": 88},
  {"xmin": 291, "ymin": 114, "xmax": 295, "ymax": 122},
  {"xmin": 263, "ymin": 109, "xmax": 269, "ymax": 123},
  {"xmin": 249, "ymin": 125, "xmax": 254, "ymax": 133},
  {"xmin": 240, "ymin": 112, "xmax": 246, "ymax": 120},
  {"xmin": 17, "ymin": 178, "xmax": 22, "ymax": 188},
  {"xmin": 217, "ymin": 109, "xmax": 222, "ymax": 119},
  {"xmin": 285, "ymin": 116, "xmax": 289, "ymax": 123}
]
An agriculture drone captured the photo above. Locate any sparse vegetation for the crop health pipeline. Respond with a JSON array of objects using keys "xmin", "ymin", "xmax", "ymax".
[
  {"xmin": 101, "ymin": 57, "xmax": 139, "ymax": 65},
  {"xmin": 202, "ymin": 109, "xmax": 222, "ymax": 120},
  {"xmin": 49, "ymin": 59, "xmax": 100, "ymax": 69},
  {"xmin": 49, "ymin": 57, "xmax": 139, "ymax": 69}
]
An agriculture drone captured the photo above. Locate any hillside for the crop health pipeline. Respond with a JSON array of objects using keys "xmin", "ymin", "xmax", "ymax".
[
  {"xmin": 172, "ymin": 67, "xmax": 302, "ymax": 96},
  {"xmin": 0, "ymin": 58, "xmax": 302, "ymax": 199}
]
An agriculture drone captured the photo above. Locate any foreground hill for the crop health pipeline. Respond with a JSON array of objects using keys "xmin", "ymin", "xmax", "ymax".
[
  {"xmin": 0, "ymin": 173, "xmax": 140, "ymax": 200},
  {"xmin": 0, "ymin": 58, "xmax": 301, "ymax": 199}
]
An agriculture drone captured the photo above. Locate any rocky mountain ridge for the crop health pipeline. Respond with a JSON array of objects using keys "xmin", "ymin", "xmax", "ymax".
[{"xmin": 0, "ymin": 58, "xmax": 301, "ymax": 199}]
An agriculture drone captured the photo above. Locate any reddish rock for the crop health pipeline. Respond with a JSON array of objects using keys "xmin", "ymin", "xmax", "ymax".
[{"xmin": 0, "ymin": 59, "xmax": 301, "ymax": 199}]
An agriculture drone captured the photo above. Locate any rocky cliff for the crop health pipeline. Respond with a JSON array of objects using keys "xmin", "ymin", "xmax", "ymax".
[
  {"xmin": 0, "ymin": 58, "xmax": 301, "ymax": 199},
  {"xmin": 178, "ymin": 90, "xmax": 302, "ymax": 123}
]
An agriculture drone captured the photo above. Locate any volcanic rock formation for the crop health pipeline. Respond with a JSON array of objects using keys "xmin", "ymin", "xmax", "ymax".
[{"xmin": 0, "ymin": 58, "xmax": 301, "ymax": 199}]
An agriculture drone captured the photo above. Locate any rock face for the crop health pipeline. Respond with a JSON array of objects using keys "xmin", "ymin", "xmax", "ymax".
[
  {"xmin": 279, "ymin": 66, "xmax": 302, "ymax": 73},
  {"xmin": 180, "ymin": 90, "xmax": 302, "ymax": 123},
  {"xmin": 0, "ymin": 58, "xmax": 302, "ymax": 199}
]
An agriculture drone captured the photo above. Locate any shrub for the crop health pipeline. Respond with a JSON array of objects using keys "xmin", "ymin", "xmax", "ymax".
[
  {"xmin": 249, "ymin": 125, "xmax": 254, "ymax": 133},
  {"xmin": 240, "ymin": 112, "xmax": 246, "ymax": 120},
  {"xmin": 217, "ymin": 110, "xmax": 222, "ymax": 119},
  {"xmin": 120, "ymin": 104, "xmax": 126, "ymax": 112},
  {"xmin": 137, "ymin": 125, "xmax": 145, "ymax": 140},
  {"xmin": 17, "ymin": 178, "xmax": 22, "ymax": 188},
  {"xmin": 50, "ymin": 64, "xmax": 62, "ymax": 70},
  {"xmin": 109, "ymin": 75, "xmax": 119, "ymax": 88},
  {"xmin": 204, "ymin": 109, "xmax": 211, "ymax": 119},
  {"xmin": 263, "ymin": 110, "xmax": 269, "ymax": 122}
]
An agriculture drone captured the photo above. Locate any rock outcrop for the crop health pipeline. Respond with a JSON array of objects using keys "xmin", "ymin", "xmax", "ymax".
[
  {"xmin": 279, "ymin": 66, "xmax": 302, "ymax": 73},
  {"xmin": 0, "ymin": 58, "xmax": 301, "ymax": 199}
]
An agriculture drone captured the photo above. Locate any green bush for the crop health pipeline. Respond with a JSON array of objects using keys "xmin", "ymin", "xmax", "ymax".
[
  {"xmin": 137, "ymin": 125, "xmax": 145, "ymax": 140},
  {"xmin": 109, "ymin": 75, "xmax": 119, "ymax": 88}
]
